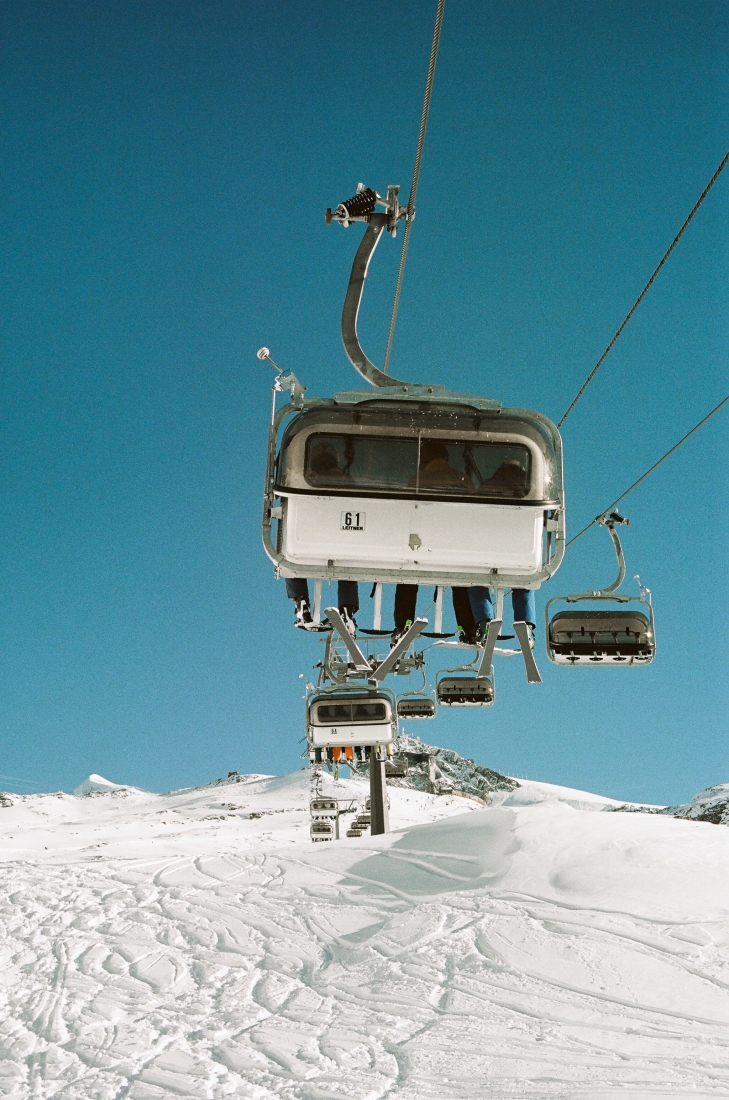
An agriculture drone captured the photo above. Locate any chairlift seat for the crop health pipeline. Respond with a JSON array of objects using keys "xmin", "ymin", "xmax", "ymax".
[
  {"xmin": 307, "ymin": 692, "xmax": 396, "ymax": 747},
  {"xmin": 548, "ymin": 610, "xmax": 655, "ymax": 665},
  {"xmin": 437, "ymin": 676, "xmax": 495, "ymax": 706},
  {"xmin": 397, "ymin": 697, "xmax": 436, "ymax": 719}
]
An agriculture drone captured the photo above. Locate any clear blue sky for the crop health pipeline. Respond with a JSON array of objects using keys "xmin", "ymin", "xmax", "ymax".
[{"xmin": 0, "ymin": 0, "xmax": 726, "ymax": 803}]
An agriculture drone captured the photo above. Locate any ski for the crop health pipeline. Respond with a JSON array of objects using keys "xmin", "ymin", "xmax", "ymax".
[
  {"xmin": 477, "ymin": 619, "xmax": 502, "ymax": 679},
  {"xmin": 513, "ymin": 621, "xmax": 543, "ymax": 684}
]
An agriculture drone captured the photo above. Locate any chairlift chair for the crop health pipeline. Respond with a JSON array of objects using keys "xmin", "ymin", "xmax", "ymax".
[
  {"xmin": 436, "ymin": 672, "xmax": 495, "ymax": 707},
  {"xmin": 310, "ymin": 820, "xmax": 335, "ymax": 842},
  {"xmin": 397, "ymin": 694, "xmax": 436, "ymax": 719},
  {"xmin": 309, "ymin": 798, "xmax": 338, "ymax": 818},
  {"xmin": 307, "ymin": 689, "xmax": 397, "ymax": 748},
  {"xmin": 545, "ymin": 513, "xmax": 656, "ymax": 666},
  {"xmin": 261, "ymin": 184, "xmax": 566, "ymax": 621},
  {"xmin": 267, "ymin": 398, "xmax": 565, "ymax": 589}
]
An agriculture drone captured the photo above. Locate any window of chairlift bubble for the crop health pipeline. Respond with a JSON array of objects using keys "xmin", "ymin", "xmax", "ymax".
[
  {"xmin": 275, "ymin": 403, "xmax": 561, "ymax": 506},
  {"xmin": 308, "ymin": 695, "xmax": 393, "ymax": 726}
]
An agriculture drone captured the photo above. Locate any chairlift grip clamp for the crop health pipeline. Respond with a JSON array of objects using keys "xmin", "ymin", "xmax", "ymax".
[{"xmin": 597, "ymin": 510, "xmax": 629, "ymax": 528}]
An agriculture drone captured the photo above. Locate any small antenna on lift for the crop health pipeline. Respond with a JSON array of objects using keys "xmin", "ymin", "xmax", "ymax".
[
  {"xmin": 257, "ymin": 346, "xmax": 283, "ymax": 374},
  {"xmin": 257, "ymin": 346, "xmax": 306, "ymax": 409}
]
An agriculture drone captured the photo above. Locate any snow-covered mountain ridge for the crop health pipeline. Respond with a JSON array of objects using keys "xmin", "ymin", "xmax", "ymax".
[
  {"xmin": 385, "ymin": 734, "xmax": 729, "ymax": 824},
  {"xmin": 609, "ymin": 782, "xmax": 729, "ymax": 826},
  {"xmin": 0, "ymin": 749, "xmax": 728, "ymax": 1098}
]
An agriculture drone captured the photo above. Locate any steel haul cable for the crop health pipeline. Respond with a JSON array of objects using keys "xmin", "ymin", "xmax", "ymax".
[
  {"xmin": 558, "ymin": 149, "xmax": 729, "ymax": 428},
  {"xmin": 567, "ymin": 392, "xmax": 729, "ymax": 548},
  {"xmin": 383, "ymin": 0, "xmax": 446, "ymax": 375}
]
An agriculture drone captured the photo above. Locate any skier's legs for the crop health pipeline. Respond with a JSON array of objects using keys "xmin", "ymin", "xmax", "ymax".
[
  {"xmin": 512, "ymin": 588, "xmax": 536, "ymax": 627},
  {"xmin": 286, "ymin": 578, "xmax": 309, "ymax": 603},
  {"xmin": 452, "ymin": 588, "xmax": 477, "ymax": 636},
  {"xmin": 394, "ymin": 585, "xmax": 418, "ymax": 630},
  {"xmin": 468, "ymin": 585, "xmax": 496, "ymax": 625},
  {"xmin": 337, "ymin": 580, "xmax": 359, "ymax": 614}
]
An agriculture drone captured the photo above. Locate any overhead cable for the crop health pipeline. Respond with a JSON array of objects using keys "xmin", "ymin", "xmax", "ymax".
[
  {"xmin": 558, "ymin": 149, "xmax": 729, "ymax": 427},
  {"xmin": 566, "ymin": 392, "xmax": 729, "ymax": 548},
  {"xmin": 383, "ymin": 0, "xmax": 446, "ymax": 374}
]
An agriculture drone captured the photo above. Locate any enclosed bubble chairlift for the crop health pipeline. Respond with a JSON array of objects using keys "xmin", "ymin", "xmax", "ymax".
[
  {"xmin": 437, "ymin": 671, "xmax": 496, "ymax": 707},
  {"xmin": 306, "ymin": 687, "xmax": 397, "ymax": 766},
  {"xmin": 310, "ymin": 819, "xmax": 335, "ymax": 842},
  {"xmin": 545, "ymin": 512, "xmax": 656, "ymax": 666},
  {"xmin": 396, "ymin": 664, "xmax": 436, "ymax": 720},
  {"xmin": 260, "ymin": 183, "xmax": 566, "ymax": 684},
  {"xmin": 397, "ymin": 693, "xmax": 436, "ymax": 720}
]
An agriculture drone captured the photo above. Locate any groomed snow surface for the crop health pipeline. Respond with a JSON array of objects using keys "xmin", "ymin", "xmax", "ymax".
[{"xmin": 0, "ymin": 761, "xmax": 728, "ymax": 1099}]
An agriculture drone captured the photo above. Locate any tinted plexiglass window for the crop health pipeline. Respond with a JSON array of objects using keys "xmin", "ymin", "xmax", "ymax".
[
  {"xmin": 303, "ymin": 435, "xmax": 531, "ymax": 498},
  {"xmin": 313, "ymin": 700, "xmax": 389, "ymax": 724}
]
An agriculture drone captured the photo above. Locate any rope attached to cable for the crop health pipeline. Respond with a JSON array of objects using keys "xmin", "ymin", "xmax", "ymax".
[
  {"xmin": 558, "ymin": 149, "xmax": 729, "ymax": 428},
  {"xmin": 566, "ymin": 392, "xmax": 729, "ymax": 548},
  {"xmin": 383, "ymin": 0, "xmax": 446, "ymax": 375}
]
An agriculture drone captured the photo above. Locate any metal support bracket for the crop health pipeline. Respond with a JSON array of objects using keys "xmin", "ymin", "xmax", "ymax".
[
  {"xmin": 369, "ymin": 618, "xmax": 428, "ymax": 683},
  {"xmin": 324, "ymin": 607, "xmax": 371, "ymax": 671},
  {"xmin": 434, "ymin": 586, "xmax": 444, "ymax": 634},
  {"xmin": 373, "ymin": 583, "xmax": 383, "ymax": 630}
]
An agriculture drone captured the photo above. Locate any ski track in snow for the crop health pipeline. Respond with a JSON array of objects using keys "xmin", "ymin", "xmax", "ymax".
[{"xmin": 0, "ymin": 772, "xmax": 728, "ymax": 1098}]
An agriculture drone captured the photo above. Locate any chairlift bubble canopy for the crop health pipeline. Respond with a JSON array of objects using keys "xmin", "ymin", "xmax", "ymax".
[
  {"xmin": 436, "ymin": 673, "xmax": 495, "ymax": 707},
  {"xmin": 265, "ymin": 390, "xmax": 565, "ymax": 589},
  {"xmin": 307, "ymin": 691, "xmax": 396, "ymax": 747}
]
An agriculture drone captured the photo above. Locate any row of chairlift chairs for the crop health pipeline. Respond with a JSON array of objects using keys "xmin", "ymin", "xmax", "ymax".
[{"xmin": 260, "ymin": 183, "xmax": 656, "ymax": 824}]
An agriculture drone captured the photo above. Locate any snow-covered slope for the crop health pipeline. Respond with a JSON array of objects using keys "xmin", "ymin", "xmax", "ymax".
[{"xmin": 0, "ymin": 765, "xmax": 728, "ymax": 1099}]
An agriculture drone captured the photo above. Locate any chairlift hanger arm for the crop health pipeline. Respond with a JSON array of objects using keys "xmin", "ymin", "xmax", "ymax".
[
  {"xmin": 329, "ymin": 185, "xmax": 409, "ymax": 388},
  {"xmin": 596, "ymin": 512, "xmax": 628, "ymax": 594}
]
